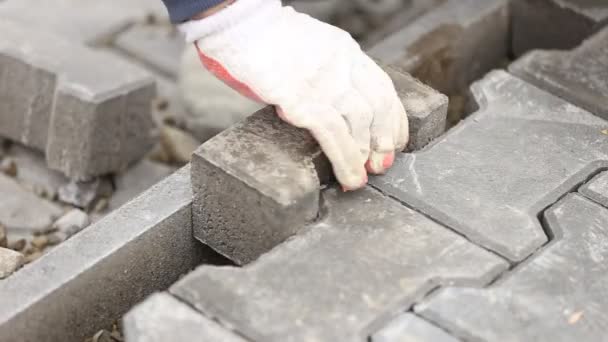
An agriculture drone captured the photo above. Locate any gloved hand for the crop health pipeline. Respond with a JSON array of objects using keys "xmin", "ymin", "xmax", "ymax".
[{"xmin": 179, "ymin": 0, "xmax": 409, "ymax": 190}]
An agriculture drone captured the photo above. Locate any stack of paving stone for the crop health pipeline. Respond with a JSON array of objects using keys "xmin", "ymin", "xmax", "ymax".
[
  {"xmin": 0, "ymin": 0, "xmax": 203, "ymax": 274},
  {"xmin": 0, "ymin": 0, "xmax": 607, "ymax": 341}
]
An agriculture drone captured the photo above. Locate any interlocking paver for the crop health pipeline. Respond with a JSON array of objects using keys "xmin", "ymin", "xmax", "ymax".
[
  {"xmin": 372, "ymin": 313, "xmax": 460, "ymax": 342},
  {"xmin": 417, "ymin": 194, "xmax": 608, "ymax": 342},
  {"xmin": 370, "ymin": 70, "xmax": 608, "ymax": 262},
  {"xmin": 368, "ymin": 0, "xmax": 509, "ymax": 96},
  {"xmin": 580, "ymin": 171, "xmax": 608, "ymax": 208},
  {"xmin": 510, "ymin": 27, "xmax": 608, "ymax": 120},
  {"xmin": 191, "ymin": 67, "xmax": 446, "ymax": 264},
  {"xmin": 124, "ymin": 293, "xmax": 246, "ymax": 342},
  {"xmin": 172, "ymin": 187, "xmax": 507, "ymax": 342},
  {"xmin": 0, "ymin": 20, "xmax": 157, "ymax": 180},
  {"xmin": 0, "ymin": 0, "xmax": 168, "ymax": 44},
  {"xmin": 0, "ymin": 166, "xmax": 223, "ymax": 342},
  {"xmin": 512, "ymin": 0, "xmax": 608, "ymax": 56}
]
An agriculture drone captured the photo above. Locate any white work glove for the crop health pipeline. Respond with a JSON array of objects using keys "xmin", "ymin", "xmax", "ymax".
[{"xmin": 179, "ymin": 0, "xmax": 409, "ymax": 190}]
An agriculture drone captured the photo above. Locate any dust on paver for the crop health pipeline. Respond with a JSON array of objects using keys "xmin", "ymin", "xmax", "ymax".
[
  {"xmin": 510, "ymin": 26, "xmax": 608, "ymax": 120},
  {"xmin": 169, "ymin": 187, "xmax": 506, "ymax": 342},
  {"xmin": 370, "ymin": 70, "xmax": 608, "ymax": 262},
  {"xmin": 417, "ymin": 194, "xmax": 608, "ymax": 342}
]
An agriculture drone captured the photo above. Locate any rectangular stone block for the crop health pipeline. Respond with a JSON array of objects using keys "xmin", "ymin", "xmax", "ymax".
[
  {"xmin": 191, "ymin": 67, "xmax": 447, "ymax": 264},
  {"xmin": 172, "ymin": 187, "xmax": 507, "ymax": 341},
  {"xmin": 368, "ymin": 0, "xmax": 509, "ymax": 97},
  {"xmin": 0, "ymin": 20, "xmax": 157, "ymax": 180},
  {"xmin": 510, "ymin": 26, "xmax": 608, "ymax": 120},
  {"xmin": 511, "ymin": 0, "xmax": 608, "ymax": 56},
  {"xmin": 124, "ymin": 293, "xmax": 246, "ymax": 342},
  {"xmin": 0, "ymin": 166, "xmax": 223, "ymax": 342},
  {"xmin": 370, "ymin": 71, "xmax": 608, "ymax": 262}
]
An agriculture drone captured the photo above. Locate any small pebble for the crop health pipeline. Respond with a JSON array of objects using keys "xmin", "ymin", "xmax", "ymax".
[
  {"xmin": 31, "ymin": 235, "xmax": 49, "ymax": 250},
  {"xmin": 93, "ymin": 198, "xmax": 109, "ymax": 214},
  {"xmin": 0, "ymin": 157, "xmax": 17, "ymax": 177},
  {"xmin": 24, "ymin": 251, "xmax": 42, "ymax": 264},
  {"xmin": 0, "ymin": 247, "xmax": 24, "ymax": 279},
  {"xmin": 8, "ymin": 239, "xmax": 26, "ymax": 252},
  {"xmin": 47, "ymin": 209, "xmax": 91, "ymax": 243},
  {"xmin": 0, "ymin": 224, "xmax": 6, "ymax": 248}
]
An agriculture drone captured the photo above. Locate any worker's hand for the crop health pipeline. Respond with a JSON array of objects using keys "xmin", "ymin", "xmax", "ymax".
[{"xmin": 180, "ymin": 0, "xmax": 409, "ymax": 190}]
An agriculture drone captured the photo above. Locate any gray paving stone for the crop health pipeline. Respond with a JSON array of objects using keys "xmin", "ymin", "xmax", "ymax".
[
  {"xmin": 512, "ymin": 0, "xmax": 608, "ymax": 57},
  {"xmin": 0, "ymin": 173, "xmax": 63, "ymax": 234},
  {"xmin": 0, "ymin": 20, "xmax": 158, "ymax": 180},
  {"xmin": 370, "ymin": 70, "xmax": 608, "ymax": 262},
  {"xmin": 191, "ymin": 67, "xmax": 447, "ymax": 264},
  {"xmin": 124, "ymin": 293, "xmax": 247, "ymax": 342},
  {"xmin": 0, "ymin": 166, "xmax": 223, "ymax": 342},
  {"xmin": 417, "ymin": 194, "xmax": 608, "ymax": 342},
  {"xmin": 510, "ymin": 27, "xmax": 608, "ymax": 120},
  {"xmin": 172, "ymin": 187, "xmax": 507, "ymax": 342},
  {"xmin": 0, "ymin": 0, "xmax": 168, "ymax": 45},
  {"xmin": 368, "ymin": 0, "xmax": 509, "ymax": 97},
  {"xmin": 115, "ymin": 24, "xmax": 185, "ymax": 79},
  {"xmin": 580, "ymin": 171, "xmax": 608, "ymax": 207},
  {"xmin": 372, "ymin": 313, "xmax": 460, "ymax": 342}
]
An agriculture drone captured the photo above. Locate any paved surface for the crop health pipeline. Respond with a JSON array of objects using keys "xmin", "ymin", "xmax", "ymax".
[
  {"xmin": 126, "ymin": 21, "xmax": 608, "ymax": 341},
  {"xmin": 0, "ymin": 0, "xmax": 607, "ymax": 341}
]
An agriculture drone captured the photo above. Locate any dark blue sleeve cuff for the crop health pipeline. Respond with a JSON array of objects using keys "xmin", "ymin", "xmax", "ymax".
[{"xmin": 161, "ymin": 0, "xmax": 227, "ymax": 23}]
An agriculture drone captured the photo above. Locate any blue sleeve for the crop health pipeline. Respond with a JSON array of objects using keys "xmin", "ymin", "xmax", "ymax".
[{"xmin": 161, "ymin": 0, "xmax": 227, "ymax": 23}]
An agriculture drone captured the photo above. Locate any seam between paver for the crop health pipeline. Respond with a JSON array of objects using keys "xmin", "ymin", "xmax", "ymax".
[
  {"xmin": 578, "ymin": 170, "xmax": 608, "ymax": 210},
  {"xmin": 169, "ymin": 292, "xmax": 255, "ymax": 342},
  {"xmin": 368, "ymin": 166, "xmax": 608, "ymax": 341}
]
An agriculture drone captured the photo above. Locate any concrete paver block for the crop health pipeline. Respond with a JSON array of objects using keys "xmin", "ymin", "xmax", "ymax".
[
  {"xmin": 115, "ymin": 24, "xmax": 185, "ymax": 79},
  {"xmin": 370, "ymin": 71, "xmax": 608, "ymax": 262},
  {"xmin": 172, "ymin": 187, "xmax": 507, "ymax": 342},
  {"xmin": 510, "ymin": 27, "xmax": 608, "ymax": 120},
  {"xmin": 511, "ymin": 0, "xmax": 608, "ymax": 57},
  {"xmin": 0, "ymin": 166, "xmax": 222, "ymax": 342},
  {"xmin": 580, "ymin": 171, "xmax": 608, "ymax": 207},
  {"xmin": 191, "ymin": 67, "xmax": 447, "ymax": 264},
  {"xmin": 124, "ymin": 293, "xmax": 247, "ymax": 342},
  {"xmin": 417, "ymin": 194, "xmax": 608, "ymax": 342},
  {"xmin": 372, "ymin": 313, "xmax": 460, "ymax": 342},
  {"xmin": 368, "ymin": 0, "xmax": 509, "ymax": 97},
  {"xmin": 0, "ymin": 0, "xmax": 168, "ymax": 45},
  {"xmin": 0, "ymin": 20, "xmax": 157, "ymax": 180}
]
